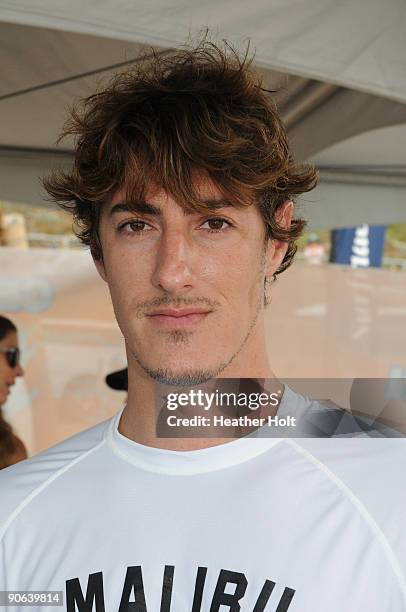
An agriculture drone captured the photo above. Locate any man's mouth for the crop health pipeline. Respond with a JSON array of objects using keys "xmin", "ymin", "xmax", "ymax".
[{"xmin": 146, "ymin": 308, "xmax": 212, "ymax": 328}]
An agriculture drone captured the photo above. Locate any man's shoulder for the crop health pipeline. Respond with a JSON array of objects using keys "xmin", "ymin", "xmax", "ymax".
[
  {"xmin": 0, "ymin": 416, "xmax": 112, "ymax": 534},
  {"xmin": 291, "ymin": 437, "xmax": 406, "ymax": 504},
  {"xmin": 294, "ymin": 437, "xmax": 406, "ymax": 478},
  {"xmin": 290, "ymin": 438, "xmax": 406, "ymax": 559},
  {"xmin": 285, "ymin": 438, "xmax": 406, "ymax": 593}
]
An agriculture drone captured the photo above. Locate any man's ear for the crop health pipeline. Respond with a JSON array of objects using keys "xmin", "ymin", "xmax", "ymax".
[
  {"xmin": 264, "ymin": 201, "xmax": 294, "ymax": 277},
  {"xmin": 93, "ymin": 255, "xmax": 107, "ymax": 283}
]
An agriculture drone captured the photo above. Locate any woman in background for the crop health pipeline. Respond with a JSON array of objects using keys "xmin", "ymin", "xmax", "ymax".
[{"xmin": 0, "ymin": 315, "xmax": 27, "ymax": 469}]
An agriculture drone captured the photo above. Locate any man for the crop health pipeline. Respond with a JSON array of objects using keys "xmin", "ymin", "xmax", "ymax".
[{"xmin": 0, "ymin": 40, "xmax": 405, "ymax": 612}]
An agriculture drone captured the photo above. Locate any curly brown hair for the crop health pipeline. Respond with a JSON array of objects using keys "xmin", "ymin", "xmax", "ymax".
[{"xmin": 44, "ymin": 39, "xmax": 318, "ymax": 295}]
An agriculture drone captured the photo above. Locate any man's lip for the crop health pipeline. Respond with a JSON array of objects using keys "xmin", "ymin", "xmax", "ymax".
[
  {"xmin": 146, "ymin": 308, "xmax": 212, "ymax": 329},
  {"xmin": 147, "ymin": 308, "xmax": 212, "ymax": 317}
]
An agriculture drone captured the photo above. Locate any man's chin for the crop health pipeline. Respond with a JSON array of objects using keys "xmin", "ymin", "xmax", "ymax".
[
  {"xmin": 133, "ymin": 354, "xmax": 231, "ymax": 387},
  {"xmin": 142, "ymin": 365, "xmax": 222, "ymax": 387}
]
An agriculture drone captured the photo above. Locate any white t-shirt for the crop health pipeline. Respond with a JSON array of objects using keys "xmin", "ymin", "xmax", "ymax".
[{"xmin": 0, "ymin": 386, "xmax": 405, "ymax": 612}]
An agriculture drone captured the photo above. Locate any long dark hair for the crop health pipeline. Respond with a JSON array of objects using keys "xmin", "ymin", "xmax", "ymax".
[
  {"xmin": 0, "ymin": 315, "xmax": 16, "ymax": 342},
  {"xmin": 0, "ymin": 315, "xmax": 27, "ymax": 469}
]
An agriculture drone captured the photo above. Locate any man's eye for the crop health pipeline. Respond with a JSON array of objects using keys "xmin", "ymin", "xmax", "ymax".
[
  {"xmin": 118, "ymin": 220, "xmax": 152, "ymax": 233},
  {"xmin": 200, "ymin": 217, "xmax": 232, "ymax": 233}
]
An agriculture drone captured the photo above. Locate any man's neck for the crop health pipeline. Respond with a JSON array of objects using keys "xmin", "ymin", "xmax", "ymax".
[{"xmin": 118, "ymin": 349, "xmax": 282, "ymax": 452}]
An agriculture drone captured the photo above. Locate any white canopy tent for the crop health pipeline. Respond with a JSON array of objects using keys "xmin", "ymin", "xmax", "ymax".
[
  {"xmin": 0, "ymin": 0, "xmax": 405, "ymax": 228},
  {"xmin": 1, "ymin": 0, "xmax": 406, "ymax": 101}
]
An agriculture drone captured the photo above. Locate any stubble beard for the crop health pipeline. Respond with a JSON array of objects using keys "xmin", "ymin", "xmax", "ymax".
[
  {"xmin": 132, "ymin": 306, "xmax": 261, "ymax": 386},
  {"xmin": 130, "ymin": 255, "xmax": 266, "ymax": 387}
]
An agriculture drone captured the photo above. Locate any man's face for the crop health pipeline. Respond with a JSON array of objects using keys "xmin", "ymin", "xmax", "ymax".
[{"xmin": 95, "ymin": 177, "xmax": 291, "ymax": 384}]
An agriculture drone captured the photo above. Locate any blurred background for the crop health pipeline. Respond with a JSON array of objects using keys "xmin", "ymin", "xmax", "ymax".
[{"xmin": 0, "ymin": 0, "xmax": 405, "ymax": 454}]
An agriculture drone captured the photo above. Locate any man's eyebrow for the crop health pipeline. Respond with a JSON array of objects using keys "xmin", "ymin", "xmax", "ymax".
[
  {"xmin": 108, "ymin": 199, "xmax": 234, "ymax": 217},
  {"xmin": 109, "ymin": 202, "xmax": 160, "ymax": 216},
  {"xmin": 197, "ymin": 198, "xmax": 234, "ymax": 213}
]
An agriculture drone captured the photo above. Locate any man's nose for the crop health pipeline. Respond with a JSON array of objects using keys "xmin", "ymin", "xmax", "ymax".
[{"xmin": 151, "ymin": 230, "xmax": 194, "ymax": 293}]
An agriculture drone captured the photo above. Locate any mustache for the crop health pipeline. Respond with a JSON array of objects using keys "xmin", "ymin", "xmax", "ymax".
[{"xmin": 134, "ymin": 296, "xmax": 220, "ymax": 317}]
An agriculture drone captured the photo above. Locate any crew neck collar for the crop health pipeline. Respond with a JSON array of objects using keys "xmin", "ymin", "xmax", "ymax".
[{"xmin": 105, "ymin": 384, "xmax": 306, "ymax": 475}]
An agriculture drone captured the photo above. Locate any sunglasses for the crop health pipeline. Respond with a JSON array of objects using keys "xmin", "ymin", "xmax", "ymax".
[{"xmin": 0, "ymin": 347, "xmax": 20, "ymax": 369}]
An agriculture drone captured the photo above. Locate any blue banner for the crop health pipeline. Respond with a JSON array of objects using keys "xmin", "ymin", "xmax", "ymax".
[{"xmin": 330, "ymin": 224, "xmax": 386, "ymax": 268}]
